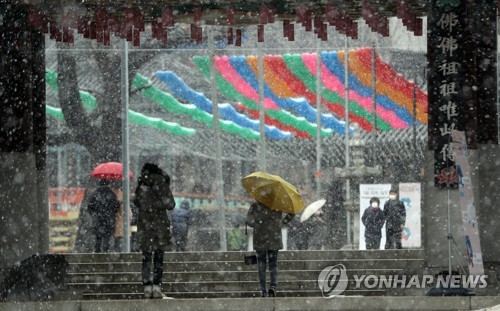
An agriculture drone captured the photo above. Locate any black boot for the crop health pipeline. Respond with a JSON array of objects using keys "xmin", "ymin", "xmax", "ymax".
[
  {"xmin": 260, "ymin": 290, "xmax": 268, "ymax": 297},
  {"xmin": 268, "ymin": 287, "xmax": 276, "ymax": 297}
]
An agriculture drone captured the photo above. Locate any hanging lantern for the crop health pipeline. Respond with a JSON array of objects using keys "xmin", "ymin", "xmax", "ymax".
[
  {"xmin": 295, "ymin": 6, "xmax": 306, "ymax": 25},
  {"xmin": 196, "ymin": 26, "xmax": 202, "ymax": 44},
  {"xmin": 260, "ymin": 5, "xmax": 268, "ymax": 25},
  {"xmin": 414, "ymin": 18, "xmax": 423, "ymax": 36},
  {"xmin": 283, "ymin": 20, "xmax": 290, "ymax": 38},
  {"xmin": 235, "ymin": 28, "xmax": 242, "ymax": 46},
  {"xmin": 258, "ymin": 24, "xmax": 264, "ymax": 42},
  {"xmin": 227, "ymin": 6, "xmax": 234, "ymax": 25},
  {"xmin": 192, "ymin": 7, "xmax": 202, "ymax": 44},
  {"xmin": 123, "ymin": 8, "xmax": 134, "ymax": 41},
  {"xmin": 227, "ymin": 27, "xmax": 234, "ymax": 45},
  {"xmin": 288, "ymin": 22, "xmax": 295, "ymax": 41},
  {"xmin": 362, "ymin": 0, "xmax": 389, "ymax": 37},
  {"xmin": 162, "ymin": 8, "xmax": 174, "ymax": 28},
  {"xmin": 133, "ymin": 9, "xmax": 143, "ymax": 46},
  {"xmin": 151, "ymin": 20, "xmax": 159, "ymax": 40},
  {"xmin": 161, "ymin": 28, "xmax": 168, "ymax": 45},
  {"xmin": 321, "ymin": 23, "xmax": 327, "ymax": 41},
  {"xmin": 268, "ymin": 6, "xmax": 275, "ymax": 23},
  {"xmin": 304, "ymin": 10, "xmax": 312, "ymax": 31}
]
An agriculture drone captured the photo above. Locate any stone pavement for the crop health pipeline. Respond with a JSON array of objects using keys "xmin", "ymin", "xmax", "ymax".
[{"xmin": 3, "ymin": 296, "xmax": 500, "ymax": 311}]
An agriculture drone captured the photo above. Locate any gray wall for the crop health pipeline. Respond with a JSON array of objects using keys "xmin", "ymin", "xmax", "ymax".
[
  {"xmin": 423, "ymin": 145, "xmax": 500, "ymax": 271},
  {"xmin": 477, "ymin": 144, "xmax": 500, "ymax": 264},
  {"xmin": 0, "ymin": 154, "xmax": 49, "ymax": 267}
]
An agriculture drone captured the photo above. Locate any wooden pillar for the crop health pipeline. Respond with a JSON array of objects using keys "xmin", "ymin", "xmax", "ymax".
[
  {"xmin": 425, "ymin": 0, "xmax": 499, "ymax": 274},
  {"xmin": 0, "ymin": 4, "xmax": 48, "ymax": 269}
]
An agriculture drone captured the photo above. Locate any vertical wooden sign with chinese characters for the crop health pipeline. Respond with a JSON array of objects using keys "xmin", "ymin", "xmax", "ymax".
[{"xmin": 427, "ymin": 0, "xmax": 465, "ymax": 188}]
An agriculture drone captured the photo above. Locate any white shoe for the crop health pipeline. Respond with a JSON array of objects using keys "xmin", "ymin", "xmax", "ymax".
[
  {"xmin": 152, "ymin": 285, "xmax": 163, "ymax": 299},
  {"xmin": 144, "ymin": 285, "xmax": 153, "ymax": 299}
]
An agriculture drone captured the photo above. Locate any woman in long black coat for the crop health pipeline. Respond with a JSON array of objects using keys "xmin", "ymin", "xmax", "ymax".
[
  {"xmin": 361, "ymin": 197, "xmax": 385, "ymax": 250},
  {"xmin": 134, "ymin": 163, "xmax": 176, "ymax": 299},
  {"xmin": 88, "ymin": 179, "xmax": 120, "ymax": 253}
]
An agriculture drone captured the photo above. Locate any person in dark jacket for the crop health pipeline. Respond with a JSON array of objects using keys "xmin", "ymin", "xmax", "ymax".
[
  {"xmin": 134, "ymin": 163, "xmax": 176, "ymax": 299},
  {"xmin": 383, "ymin": 189, "xmax": 406, "ymax": 249},
  {"xmin": 88, "ymin": 179, "xmax": 120, "ymax": 253},
  {"xmin": 246, "ymin": 201, "xmax": 295, "ymax": 297},
  {"xmin": 361, "ymin": 197, "xmax": 385, "ymax": 250},
  {"xmin": 172, "ymin": 199, "xmax": 191, "ymax": 251}
]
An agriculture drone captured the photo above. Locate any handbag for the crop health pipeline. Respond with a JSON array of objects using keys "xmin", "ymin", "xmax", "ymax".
[
  {"xmin": 243, "ymin": 221, "xmax": 257, "ymax": 265},
  {"xmin": 244, "ymin": 254, "xmax": 257, "ymax": 265}
]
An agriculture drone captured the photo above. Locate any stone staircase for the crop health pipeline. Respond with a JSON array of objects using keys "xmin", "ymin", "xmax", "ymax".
[{"xmin": 64, "ymin": 249, "xmax": 425, "ymax": 300}]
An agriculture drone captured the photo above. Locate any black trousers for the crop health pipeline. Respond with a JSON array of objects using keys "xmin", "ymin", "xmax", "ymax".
[
  {"xmin": 142, "ymin": 249, "xmax": 164, "ymax": 285},
  {"xmin": 385, "ymin": 227, "xmax": 403, "ymax": 249},
  {"xmin": 94, "ymin": 233, "xmax": 112, "ymax": 253},
  {"xmin": 365, "ymin": 235, "xmax": 382, "ymax": 250}
]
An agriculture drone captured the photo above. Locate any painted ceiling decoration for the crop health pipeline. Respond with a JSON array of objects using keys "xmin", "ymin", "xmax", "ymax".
[{"xmin": 26, "ymin": 1, "xmax": 431, "ymax": 47}]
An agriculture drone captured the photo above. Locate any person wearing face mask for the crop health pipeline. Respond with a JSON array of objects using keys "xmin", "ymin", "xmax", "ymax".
[
  {"xmin": 383, "ymin": 189, "xmax": 406, "ymax": 249},
  {"xmin": 362, "ymin": 197, "xmax": 385, "ymax": 250}
]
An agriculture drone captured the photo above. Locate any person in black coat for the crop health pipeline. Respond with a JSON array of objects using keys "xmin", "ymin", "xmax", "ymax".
[
  {"xmin": 88, "ymin": 179, "xmax": 120, "ymax": 253},
  {"xmin": 361, "ymin": 197, "xmax": 385, "ymax": 250},
  {"xmin": 246, "ymin": 201, "xmax": 295, "ymax": 297},
  {"xmin": 134, "ymin": 163, "xmax": 176, "ymax": 299},
  {"xmin": 172, "ymin": 200, "xmax": 192, "ymax": 251},
  {"xmin": 383, "ymin": 189, "xmax": 406, "ymax": 249}
]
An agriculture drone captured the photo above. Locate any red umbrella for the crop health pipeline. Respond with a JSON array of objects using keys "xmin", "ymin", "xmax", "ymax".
[{"xmin": 91, "ymin": 162, "xmax": 134, "ymax": 180}]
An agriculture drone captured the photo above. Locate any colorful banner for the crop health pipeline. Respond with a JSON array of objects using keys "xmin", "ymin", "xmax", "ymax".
[
  {"xmin": 133, "ymin": 74, "xmax": 260, "ymax": 140},
  {"xmin": 398, "ymin": 183, "xmax": 422, "ymax": 248},
  {"xmin": 452, "ymin": 130, "xmax": 484, "ymax": 276},
  {"xmin": 155, "ymin": 70, "xmax": 293, "ymax": 140},
  {"xmin": 45, "ymin": 70, "xmax": 196, "ymax": 137},
  {"xmin": 194, "ymin": 50, "xmax": 428, "ymax": 133},
  {"xmin": 193, "ymin": 56, "xmax": 329, "ymax": 138},
  {"xmin": 236, "ymin": 55, "xmax": 350, "ymax": 134}
]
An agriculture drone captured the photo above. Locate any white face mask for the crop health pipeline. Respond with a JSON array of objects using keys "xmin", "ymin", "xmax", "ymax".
[
  {"xmin": 371, "ymin": 202, "xmax": 378, "ymax": 208},
  {"xmin": 389, "ymin": 195, "xmax": 397, "ymax": 200}
]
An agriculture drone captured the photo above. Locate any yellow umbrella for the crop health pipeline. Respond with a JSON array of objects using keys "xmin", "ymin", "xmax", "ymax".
[{"xmin": 241, "ymin": 172, "xmax": 305, "ymax": 214}]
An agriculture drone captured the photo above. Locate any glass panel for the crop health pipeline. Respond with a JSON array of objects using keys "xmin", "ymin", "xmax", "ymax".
[{"xmin": 44, "ymin": 8, "xmax": 427, "ymax": 254}]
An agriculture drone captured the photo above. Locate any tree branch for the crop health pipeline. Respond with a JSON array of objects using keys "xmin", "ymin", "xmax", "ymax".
[
  {"xmin": 57, "ymin": 50, "xmax": 96, "ymax": 145},
  {"xmin": 46, "ymin": 131, "xmax": 75, "ymax": 147}
]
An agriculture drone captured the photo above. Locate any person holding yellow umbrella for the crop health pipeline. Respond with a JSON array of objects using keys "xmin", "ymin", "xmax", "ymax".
[{"xmin": 242, "ymin": 172, "xmax": 305, "ymax": 297}]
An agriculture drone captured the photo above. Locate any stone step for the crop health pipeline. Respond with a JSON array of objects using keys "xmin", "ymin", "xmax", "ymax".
[
  {"xmin": 67, "ymin": 279, "xmax": 386, "ymax": 294},
  {"xmin": 79, "ymin": 289, "xmax": 386, "ymax": 300},
  {"xmin": 67, "ymin": 259, "xmax": 424, "ymax": 273},
  {"xmin": 4, "ymin": 296, "xmax": 498, "ymax": 310},
  {"xmin": 62, "ymin": 251, "xmax": 425, "ymax": 300},
  {"xmin": 64, "ymin": 249, "xmax": 425, "ymax": 263},
  {"xmin": 68, "ymin": 268, "xmax": 403, "ymax": 283}
]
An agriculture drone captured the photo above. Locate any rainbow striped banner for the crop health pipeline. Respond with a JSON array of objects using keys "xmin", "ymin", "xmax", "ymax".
[{"xmin": 193, "ymin": 49, "xmax": 427, "ymax": 133}]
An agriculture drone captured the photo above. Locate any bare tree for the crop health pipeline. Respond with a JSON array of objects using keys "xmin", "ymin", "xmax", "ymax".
[
  {"xmin": 54, "ymin": 28, "xmax": 221, "ymax": 251},
  {"xmin": 56, "ymin": 43, "xmax": 158, "ymax": 251},
  {"xmin": 57, "ymin": 47, "xmax": 156, "ymax": 164}
]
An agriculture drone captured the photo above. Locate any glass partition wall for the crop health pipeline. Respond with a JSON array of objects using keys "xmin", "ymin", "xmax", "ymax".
[{"xmin": 45, "ymin": 15, "xmax": 428, "ymax": 253}]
